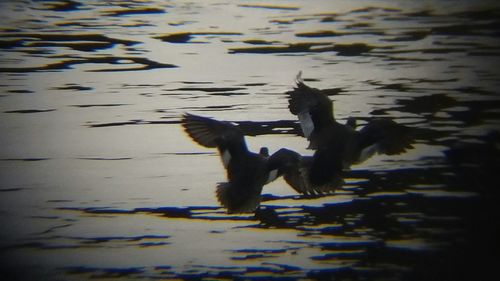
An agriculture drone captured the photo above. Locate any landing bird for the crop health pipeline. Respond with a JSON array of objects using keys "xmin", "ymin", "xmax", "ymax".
[
  {"xmin": 286, "ymin": 72, "xmax": 414, "ymax": 190},
  {"xmin": 181, "ymin": 113, "xmax": 314, "ymax": 213}
]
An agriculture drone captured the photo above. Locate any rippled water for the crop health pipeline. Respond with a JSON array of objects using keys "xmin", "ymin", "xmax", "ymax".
[{"xmin": 1, "ymin": 0, "xmax": 499, "ymax": 280}]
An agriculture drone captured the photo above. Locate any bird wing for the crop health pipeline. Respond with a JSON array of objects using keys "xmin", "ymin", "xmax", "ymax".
[
  {"xmin": 181, "ymin": 113, "xmax": 248, "ymax": 168},
  {"xmin": 306, "ymin": 147, "xmax": 345, "ymax": 194},
  {"xmin": 356, "ymin": 119, "xmax": 414, "ymax": 163},
  {"xmin": 286, "ymin": 73, "xmax": 334, "ymax": 140},
  {"xmin": 181, "ymin": 113, "xmax": 243, "ymax": 148},
  {"xmin": 268, "ymin": 148, "xmax": 343, "ymax": 195}
]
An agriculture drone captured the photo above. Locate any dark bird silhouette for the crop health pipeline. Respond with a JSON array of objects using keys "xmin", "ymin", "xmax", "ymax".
[
  {"xmin": 181, "ymin": 113, "xmax": 275, "ymax": 213},
  {"xmin": 285, "ymin": 72, "xmax": 414, "ymax": 191},
  {"xmin": 181, "ymin": 113, "xmax": 322, "ymax": 213}
]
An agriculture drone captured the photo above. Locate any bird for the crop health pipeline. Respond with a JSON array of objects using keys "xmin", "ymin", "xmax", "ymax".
[
  {"xmin": 285, "ymin": 72, "xmax": 414, "ymax": 190},
  {"xmin": 182, "ymin": 113, "xmax": 317, "ymax": 213},
  {"xmin": 181, "ymin": 113, "xmax": 274, "ymax": 213}
]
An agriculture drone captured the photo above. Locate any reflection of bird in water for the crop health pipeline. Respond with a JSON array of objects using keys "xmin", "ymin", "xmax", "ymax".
[
  {"xmin": 181, "ymin": 113, "xmax": 322, "ymax": 213},
  {"xmin": 283, "ymin": 72, "xmax": 414, "ymax": 192}
]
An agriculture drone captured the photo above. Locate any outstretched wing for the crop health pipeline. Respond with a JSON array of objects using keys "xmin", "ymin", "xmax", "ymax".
[
  {"xmin": 181, "ymin": 113, "xmax": 243, "ymax": 147},
  {"xmin": 356, "ymin": 119, "xmax": 414, "ymax": 163},
  {"xmin": 286, "ymin": 73, "xmax": 335, "ymax": 141},
  {"xmin": 181, "ymin": 113, "xmax": 248, "ymax": 168},
  {"xmin": 268, "ymin": 148, "xmax": 343, "ymax": 195}
]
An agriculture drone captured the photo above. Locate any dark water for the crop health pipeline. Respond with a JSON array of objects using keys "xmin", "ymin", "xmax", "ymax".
[{"xmin": 1, "ymin": 0, "xmax": 500, "ymax": 280}]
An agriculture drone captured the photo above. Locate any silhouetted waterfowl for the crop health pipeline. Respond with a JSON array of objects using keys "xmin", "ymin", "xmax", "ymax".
[
  {"xmin": 181, "ymin": 113, "xmax": 290, "ymax": 213},
  {"xmin": 286, "ymin": 72, "xmax": 414, "ymax": 188}
]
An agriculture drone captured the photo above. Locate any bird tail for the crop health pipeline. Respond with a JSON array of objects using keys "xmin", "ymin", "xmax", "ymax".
[{"xmin": 216, "ymin": 182, "xmax": 261, "ymax": 214}]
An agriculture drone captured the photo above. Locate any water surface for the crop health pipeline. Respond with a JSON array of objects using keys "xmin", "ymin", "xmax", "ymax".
[{"xmin": 1, "ymin": 0, "xmax": 499, "ymax": 280}]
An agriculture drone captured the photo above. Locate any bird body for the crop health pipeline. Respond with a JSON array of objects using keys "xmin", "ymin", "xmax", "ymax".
[
  {"xmin": 216, "ymin": 152, "xmax": 269, "ymax": 213},
  {"xmin": 286, "ymin": 73, "xmax": 414, "ymax": 191}
]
